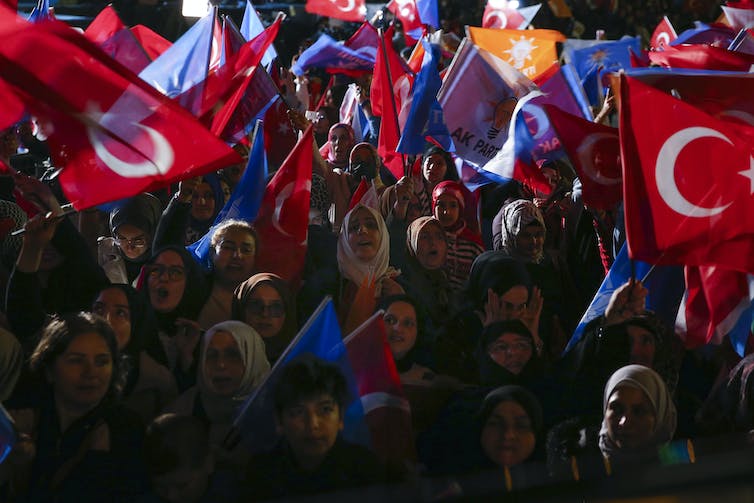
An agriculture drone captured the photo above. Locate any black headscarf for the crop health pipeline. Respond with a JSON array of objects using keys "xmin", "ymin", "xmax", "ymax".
[
  {"xmin": 477, "ymin": 320, "xmax": 544, "ymax": 387},
  {"xmin": 464, "ymin": 251, "xmax": 532, "ymax": 311}
]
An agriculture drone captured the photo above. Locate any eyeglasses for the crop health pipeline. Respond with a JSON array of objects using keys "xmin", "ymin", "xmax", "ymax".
[
  {"xmin": 383, "ymin": 314, "xmax": 417, "ymax": 330},
  {"xmin": 246, "ymin": 300, "xmax": 285, "ymax": 318},
  {"xmin": 488, "ymin": 340, "xmax": 533, "ymax": 355},
  {"xmin": 216, "ymin": 242, "xmax": 255, "ymax": 256},
  {"xmin": 114, "ymin": 234, "xmax": 148, "ymax": 249},
  {"xmin": 145, "ymin": 264, "xmax": 185, "ymax": 282}
]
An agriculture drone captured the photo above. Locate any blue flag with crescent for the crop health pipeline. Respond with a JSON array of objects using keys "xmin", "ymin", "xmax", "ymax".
[
  {"xmin": 397, "ymin": 40, "xmax": 454, "ymax": 154},
  {"xmin": 188, "ymin": 121, "xmax": 267, "ymax": 270}
]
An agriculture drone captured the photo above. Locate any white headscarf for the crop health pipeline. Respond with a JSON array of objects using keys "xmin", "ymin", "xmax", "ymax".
[
  {"xmin": 337, "ymin": 204, "xmax": 390, "ymax": 286},
  {"xmin": 598, "ymin": 364, "xmax": 677, "ymax": 460}
]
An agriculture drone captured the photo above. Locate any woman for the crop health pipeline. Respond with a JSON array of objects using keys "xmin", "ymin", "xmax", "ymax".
[
  {"xmin": 92, "ymin": 284, "xmax": 177, "ymax": 423},
  {"xmin": 599, "ymin": 364, "xmax": 677, "ymax": 467},
  {"xmin": 477, "ymin": 320, "xmax": 545, "ymax": 388},
  {"xmin": 335, "ymin": 204, "xmax": 403, "ymax": 328},
  {"xmin": 4, "ymin": 313, "xmax": 146, "ymax": 502},
  {"xmin": 141, "ymin": 245, "xmax": 209, "ymax": 392},
  {"xmin": 232, "ymin": 273, "xmax": 297, "ymax": 364},
  {"xmin": 166, "ymin": 320, "xmax": 270, "ymax": 470},
  {"xmin": 431, "ymin": 181, "xmax": 485, "ymax": 292},
  {"xmin": 320, "ymin": 123, "xmax": 355, "ymax": 171},
  {"xmin": 396, "ymin": 216, "xmax": 453, "ymax": 333}
]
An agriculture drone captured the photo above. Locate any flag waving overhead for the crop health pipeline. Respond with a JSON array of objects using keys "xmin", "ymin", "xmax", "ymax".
[
  {"xmin": 650, "ymin": 15, "xmax": 678, "ymax": 50},
  {"xmin": 241, "ymin": 0, "xmax": 277, "ymax": 67},
  {"xmin": 305, "ymin": 0, "xmax": 367, "ymax": 22},
  {"xmin": 619, "ymin": 75, "xmax": 754, "ymax": 274},
  {"xmin": 467, "ymin": 26, "xmax": 566, "ymax": 80},
  {"xmin": 130, "ymin": 24, "xmax": 171, "ymax": 60},
  {"xmin": 253, "ymin": 127, "xmax": 313, "ymax": 285},
  {"xmin": 0, "ymin": 12, "xmax": 241, "ymax": 210},
  {"xmin": 85, "ymin": 6, "xmax": 151, "ymax": 74},
  {"xmin": 647, "ymin": 43, "xmax": 754, "ymax": 71}
]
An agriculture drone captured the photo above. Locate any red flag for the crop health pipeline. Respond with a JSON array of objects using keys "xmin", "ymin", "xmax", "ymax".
[
  {"xmin": 254, "ymin": 128, "xmax": 313, "ymax": 286},
  {"xmin": 347, "ymin": 179, "xmax": 379, "ymax": 211},
  {"xmin": 483, "ymin": 2, "xmax": 526, "ymax": 29},
  {"xmin": 544, "ymin": 104, "xmax": 621, "ymax": 210},
  {"xmin": 650, "ymin": 15, "xmax": 678, "ymax": 50},
  {"xmin": 619, "ymin": 75, "xmax": 754, "ymax": 273},
  {"xmin": 0, "ymin": 12, "xmax": 240, "ymax": 209},
  {"xmin": 130, "ymin": 25, "xmax": 171, "ymax": 60},
  {"xmin": 648, "ymin": 43, "xmax": 754, "ymax": 71},
  {"xmin": 387, "ymin": 0, "xmax": 423, "ymax": 43},
  {"xmin": 305, "ymin": 0, "xmax": 366, "ymax": 22},
  {"xmin": 84, "ymin": 5, "xmax": 152, "ymax": 74},
  {"xmin": 262, "ymin": 98, "xmax": 297, "ymax": 169},
  {"xmin": 343, "ymin": 312, "xmax": 415, "ymax": 466}
]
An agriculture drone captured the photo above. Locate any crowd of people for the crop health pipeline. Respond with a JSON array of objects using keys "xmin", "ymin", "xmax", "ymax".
[{"xmin": 0, "ymin": 0, "xmax": 752, "ymax": 501}]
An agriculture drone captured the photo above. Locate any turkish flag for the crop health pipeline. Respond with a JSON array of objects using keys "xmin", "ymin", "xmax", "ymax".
[
  {"xmin": 84, "ymin": 6, "xmax": 152, "ymax": 74},
  {"xmin": 0, "ymin": 11, "xmax": 240, "ymax": 210},
  {"xmin": 483, "ymin": 3, "xmax": 526, "ymax": 29},
  {"xmin": 262, "ymin": 98, "xmax": 297, "ymax": 169},
  {"xmin": 620, "ymin": 75, "xmax": 754, "ymax": 274},
  {"xmin": 305, "ymin": 0, "xmax": 367, "ymax": 23},
  {"xmin": 254, "ymin": 127, "xmax": 313, "ymax": 287},
  {"xmin": 650, "ymin": 15, "xmax": 678, "ymax": 50},
  {"xmin": 544, "ymin": 104, "xmax": 621, "ymax": 210},
  {"xmin": 648, "ymin": 43, "xmax": 754, "ymax": 71},
  {"xmin": 387, "ymin": 0, "xmax": 423, "ymax": 42},
  {"xmin": 130, "ymin": 25, "xmax": 171, "ymax": 60}
]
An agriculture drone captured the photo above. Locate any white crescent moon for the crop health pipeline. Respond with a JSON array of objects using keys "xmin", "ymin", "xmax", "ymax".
[
  {"xmin": 718, "ymin": 110, "xmax": 754, "ymax": 127},
  {"xmin": 655, "ymin": 126, "xmax": 732, "ymax": 217},
  {"xmin": 576, "ymin": 132, "xmax": 621, "ymax": 185},
  {"xmin": 332, "ymin": 0, "xmax": 355, "ymax": 12},
  {"xmin": 485, "ymin": 11, "xmax": 508, "ymax": 29},
  {"xmin": 523, "ymin": 104, "xmax": 549, "ymax": 140},
  {"xmin": 656, "ymin": 32, "xmax": 670, "ymax": 47},
  {"xmin": 273, "ymin": 181, "xmax": 312, "ymax": 244},
  {"xmin": 88, "ymin": 123, "xmax": 175, "ymax": 178}
]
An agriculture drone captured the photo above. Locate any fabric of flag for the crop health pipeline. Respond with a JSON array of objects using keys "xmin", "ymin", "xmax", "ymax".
[
  {"xmin": 305, "ymin": 0, "xmax": 367, "ymax": 23},
  {"xmin": 648, "ymin": 43, "xmax": 754, "ymax": 71},
  {"xmin": 212, "ymin": 66, "xmax": 279, "ymax": 144},
  {"xmin": 0, "ymin": 12, "xmax": 241, "ymax": 210},
  {"xmin": 454, "ymin": 154, "xmax": 511, "ymax": 191},
  {"xmin": 724, "ymin": 5, "xmax": 754, "ymax": 31},
  {"xmin": 348, "ymin": 179, "xmax": 379, "ymax": 211},
  {"xmin": 677, "ymin": 265, "xmax": 754, "ymax": 355},
  {"xmin": 27, "ymin": 0, "xmax": 52, "ymax": 22},
  {"xmin": 483, "ymin": 1, "xmax": 525, "ymax": 29},
  {"xmin": 220, "ymin": 15, "xmax": 245, "ymax": 66},
  {"xmin": 138, "ymin": 11, "xmax": 222, "ymax": 115},
  {"xmin": 232, "ymin": 298, "xmax": 369, "ymax": 453},
  {"xmin": 650, "ymin": 15, "xmax": 678, "ymax": 50},
  {"xmin": 570, "ymin": 36, "xmax": 640, "ymax": 106},
  {"xmin": 670, "ymin": 21, "xmax": 737, "ymax": 47},
  {"xmin": 343, "ymin": 311, "xmax": 415, "ymax": 465},
  {"xmin": 253, "ymin": 127, "xmax": 313, "ymax": 285},
  {"xmin": 397, "ymin": 40, "xmax": 454, "ymax": 154},
  {"xmin": 240, "ymin": 0, "xmax": 277, "ymax": 68},
  {"xmin": 544, "ymin": 104, "xmax": 621, "ymax": 210},
  {"xmin": 130, "ymin": 24, "xmax": 171, "ymax": 60},
  {"xmin": 467, "ymin": 26, "xmax": 566, "ymax": 81},
  {"xmin": 0, "ymin": 404, "xmax": 15, "ymax": 465},
  {"xmin": 564, "ymin": 244, "xmax": 685, "ymax": 353},
  {"xmin": 263, "ymin": 98, "xmax": 297, "ymax": 169},
  {"xmin": 619, "ymin": 75, "xmax": 754, "ymax": 274},
  {"xmin": 438, "ymin": 39, "xmax": 537, "ymax": 169},
  {"xmin": 416, "ymin": 0, "xmax": 440, "ymax": 28},
  {"xmin": 388, "ymin": 0, "xmax": 424, "ymax": 43},
  {"xmin": 291, "ymin": 34, "xmax": 375, "ymax": 77},
  {"xmin": 729, "ymin": 28, "xmax": 754, "ymax": 55},
  {"xmin": 188, "ymin": 122, "xmax": 267, "ymax": 270},
  {"xmin": 85, "ymin": 6, "xmax": 152, "ymax": 74}
]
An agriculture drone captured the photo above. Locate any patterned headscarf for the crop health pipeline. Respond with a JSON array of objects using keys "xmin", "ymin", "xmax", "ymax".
[{"xmin": 495, "ymin": 199, "xmax": 546, "ymax": 263}]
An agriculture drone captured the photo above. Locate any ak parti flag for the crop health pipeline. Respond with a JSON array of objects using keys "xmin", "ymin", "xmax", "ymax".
[
  {"xmin": 650, "ymin": 15, "xmax": 678, "ymax": 50},
  {"xmin": 305, "ymin": 0, "xmax": 366, "ymax": 22},
  {"xmin": 84, "ymin": 5, "xmax": 151, "ymax": 74},
  {"xmin": 253, "ymin": 127, "xmax": 313, "ymax": 286},
  {"xmin": 467, "ymin": 26, "xmax": 566, "ymax": 80},
  {"xmin": 0, "ymin": 11, "xmax": 240, "ymax": 210},
  {"xmin": 544, "ymin": 104, "xmax": 621, "ymax": 210},
  {"xmin": 619, "ymin": 75, "xmax": 754, "ymax": 274}
]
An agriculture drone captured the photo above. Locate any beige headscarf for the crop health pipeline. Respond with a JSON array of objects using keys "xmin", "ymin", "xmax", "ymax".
[{"xmin": 337, "ymin": 204, "xmax": 391, "ymax": 286}]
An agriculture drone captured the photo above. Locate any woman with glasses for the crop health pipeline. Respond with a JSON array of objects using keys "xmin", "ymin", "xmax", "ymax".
[
  {"xmin": 477, "ymin": 320, "xmax": 547, "ymax": 390},
  {"xmin": 232, "ymin": 273, "xmax": 297, "ymax": 364},
  {"xmin": 141, "ymin": 245, "xmax": 209, "ymax": 392}
]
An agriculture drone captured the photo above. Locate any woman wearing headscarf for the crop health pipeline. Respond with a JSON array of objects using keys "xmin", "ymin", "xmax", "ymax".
[
  {"xmin": 477, "ymin": 320, "xmax": 547, "ymax": 389},
  {"xmin": 434, "ymin": 251, "xmax": 542, "ymax": 385},
  {"xmin": 431, "ymin": 181, "xmax": 485, "ymax": 292},
  {"xmin": 165, "ymin": 320, "xmax": 270, "ymax": 471},
  {"xmin": 319, "ymin": 123, "xmax": 355, "ymax": 171},
  {"xmin": 140, "ymin": 245, "xmax": 210, "ymax": 392},
  {"xmin": 232, "ymin": 273, "xmax": 298, "ymax": 365},
  {"xmin": 98, "ymin": 193, "xmax": 162, "ymax": 285},
  {"xmin": 92, "ymin": 284, "xmax": 177, "ymax": 423},
  {"xmin": 493, "ymin": 199, "xmax": 584, "ymax": 358}
]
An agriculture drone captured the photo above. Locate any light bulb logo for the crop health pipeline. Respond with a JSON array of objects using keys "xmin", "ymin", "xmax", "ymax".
[
  {"xmin": 503, "ymin": 36, "xmax": 537, "ymax": 70},
  {"xmin": 487, "ymin": 97, "xmax": 517, "ymax": 141}
]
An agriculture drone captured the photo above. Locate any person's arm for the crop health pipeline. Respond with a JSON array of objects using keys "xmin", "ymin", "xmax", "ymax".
[{"xmin": 152, "ymin": 178, "xmax": 198, "ymax": 250}]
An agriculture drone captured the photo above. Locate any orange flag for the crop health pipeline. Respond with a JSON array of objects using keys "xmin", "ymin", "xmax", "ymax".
[{"xmin": 467, "ymin": 26, "xmax": 565, "ymax": 80}]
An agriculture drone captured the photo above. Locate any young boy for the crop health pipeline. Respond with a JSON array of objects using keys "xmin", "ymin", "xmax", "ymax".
[{"xmin": 244, "ymin": 355, "xmax": 383, "ymax": 500}]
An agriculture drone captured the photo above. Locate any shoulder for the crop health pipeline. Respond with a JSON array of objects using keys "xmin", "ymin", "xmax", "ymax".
[{"xmin": 163, "ymin": 386, "xmax": 199, "ymax": 415}]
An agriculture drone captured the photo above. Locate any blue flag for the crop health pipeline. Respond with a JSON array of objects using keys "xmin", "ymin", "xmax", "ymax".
[
  {"xmin": 291, "ymin": 34, "xmax": 375, "ymax": 76},
  {"xmin": 397, "ymin": 40, "xmax": 454, "ymax": 154},
  {"xmin": 232, "ymin": 298, "xmax": 368, "ymax": 453},
  {"xmin": 138, "ymin": 11, "xmax": 218, "ymax": 115},
  {"xmin": 188, "ymin": 121, "xmax": 268, "ymax": 270},
  {"xmin": 670, "ymin": 21, "xmax": 736, "ymax": 47},
  {"xmin": 564, "ymin": 244, "xmax": 685, "ymax": 354},
  {"xmin": 0, "ymin": 404, "xmax": 15, "ymax": 465},
  {"xmin": 416, "ymin": 0, "xmax": 440, "ymax": 29},
  {"xmin": 27, "ymin": 0, "xmax": 51, "ymax": 22},
  {"xmin": 571, "ymin": 37, "xmax": 640, "ymax": 107},
  {"xmin": 240, "ymin": 0, "xmax": 277, "ymax": 68}
]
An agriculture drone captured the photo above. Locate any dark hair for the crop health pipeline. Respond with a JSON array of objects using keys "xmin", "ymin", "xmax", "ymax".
[
  {"xmin": 273, "ymin": 354, "xmax": 348, "ymax": 416},
  {"xmin": 478, "ymin": 385, "xmax": 543, "ymax": 435},
  {"xmin": 480, "ymin": 319, "xmax": 533, "ymax": 351},
  {"xmin": 377, "ymin": 294, "xmax": 423, "ymax": 332},
  {"xmin": 30, "ymin": 312, "xmax": 123, "ymax": 398},
  {"xmin": 422, "ymin": 145, "xmax": 458, "ymax": 182},
  {"xmin": 143, "ymin": 413, "xmax": 211, "ymax": 476}
]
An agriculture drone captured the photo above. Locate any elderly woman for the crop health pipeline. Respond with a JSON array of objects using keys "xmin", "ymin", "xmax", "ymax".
[
  {"xmin": 232, "ymin": 273, "xmax": 298, "ymax": 365},
  {"xmin": 4, "ymin": 313, "xmax": 147, "ymax": 501}
]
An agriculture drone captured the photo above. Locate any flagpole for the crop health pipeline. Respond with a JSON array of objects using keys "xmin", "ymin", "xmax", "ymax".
[{"xmin": 376, "ymin": 21, "xmax": 409, "ymax": 179}]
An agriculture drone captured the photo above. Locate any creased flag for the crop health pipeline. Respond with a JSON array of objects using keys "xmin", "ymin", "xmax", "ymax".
[
  {"xmin": 306, "ymin": 0, "xmax": 367, "ymax": 23},
  {"xmin": 85, "ymin": 5, "xmax": 151, "ymax": 74},
  {"xmin": 240, "ymin": 0, "xmax": 277, "ymax": 67}
]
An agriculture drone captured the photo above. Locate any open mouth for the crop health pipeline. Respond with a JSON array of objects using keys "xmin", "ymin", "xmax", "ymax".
[
  {"xmin": 388, "ymin": 334, "xmax": 405, "ymax": 344},
  {"xmin": 155, "ymin": 287, "xmax": 169, "ymax": 300}
]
